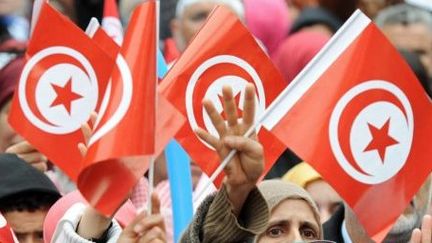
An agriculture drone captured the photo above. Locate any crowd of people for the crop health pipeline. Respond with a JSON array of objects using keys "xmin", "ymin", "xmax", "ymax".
[{"xmin": 1, "ymin": 0, "xmax": 432, "ymax": 242}]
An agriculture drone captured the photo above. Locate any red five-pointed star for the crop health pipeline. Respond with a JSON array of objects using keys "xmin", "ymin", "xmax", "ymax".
[
  {"xmin": 50, "ymin": 78, "xmax": 83, "ymax": 115},
  {"xmin": 218, "ymin": 91, "xmax": 243, "ymax": 119},
  {"xmin": 363, "ymin": 118, "xmax": 399, "ymax": 163}
]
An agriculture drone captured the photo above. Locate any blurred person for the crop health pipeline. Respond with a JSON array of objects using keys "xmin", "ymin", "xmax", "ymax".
[
  {"xmin": 243, "ymin": 0, "xmax": 291, "ymax": 57},
  {"xmin": 375, "ymin": 4, "xmax": 432, "ymax": 78},
  {"xmin": 289, "ymin": 7, "xmax": 342, "ymax": 36},
  {"xmin": 283, "ymin": 162, "xmax": 342, "ymax": 223},
  {"xmin": 273, "ymin": 31, "xmax": 329, "ymax": 84},
  {"xmin": 46, "ymin": 189, "xmax": 167, "ymax": 243},
  {"xmin": 169, "ymin": 0, "xmax": 244, "ymax": 55},
  {"xmin": 0, "ymin": 153, "xmax": 61, "ymax": 243},
  {"xmin": 399, "ymin": 49, "xmax": 432, "ymax": 99},
  {"xmin": 0, "ymin": 0, "xmax": 29, "ymax": 41}
]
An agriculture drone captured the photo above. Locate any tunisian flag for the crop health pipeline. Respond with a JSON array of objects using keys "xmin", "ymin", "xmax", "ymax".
[
  {"xmin": 78, "ymin": 1, "xmax": 158, "ymax": 215},
  {"xmin": 261, "ymin": 10, "xmax": 432, "ymax": 239},
  {"xmin": 8, "ymin": 2, "xmax": 114, "ymax": 181},
  {"xmin": 102, "ymin": 0, "xmax": 123, "ymax": 44},
  {"xmin": 160, "ymin": 6, "xmax": 287, "ymax": 184}
]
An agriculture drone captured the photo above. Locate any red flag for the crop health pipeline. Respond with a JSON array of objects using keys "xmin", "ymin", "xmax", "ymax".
[
  {"xmin": 160, "ymin": 6, "xmax": 287, "ymax": 185},
  {"xmin": 102, "ymin": 0, "xmax": 123, "ymax": 44},
  {"xmin": 8, "ymin": 2, "xmax": 114, "ymax": 181},
  {"xmin": 0, "ymin": 214, "xmax": 17, "ymax": 243},
  {"xmin": 78, "ymin": 0, "xmax": 160, "ymax": 215},
  {"xmin": 261, "ymin": 10, "xmax": 432, "ymax": 240}
]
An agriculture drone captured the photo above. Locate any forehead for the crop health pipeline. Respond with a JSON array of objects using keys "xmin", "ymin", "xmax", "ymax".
[
  {"xmin": 181, "ymin": 1, "xmax": 236, "ymax": 18},
  {"xmin": 382, "ymin": 23, "xmax": 432, "ymax": 50},
  {"xmin": 3, "ymin": 210, "xmax": 47, "ymax": 233},
  {"xmin": 269, "ymin": 199, "xmax": 319, "ymax": 226}
]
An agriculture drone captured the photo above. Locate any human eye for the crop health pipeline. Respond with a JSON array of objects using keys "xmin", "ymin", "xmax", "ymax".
[
  {"xmin": 266, "ymin": 225, "xmax": 285, "ymax": 238},
  {"xmin": 301, "ymin": 226, "xmax": 318, "ymax": 240}
]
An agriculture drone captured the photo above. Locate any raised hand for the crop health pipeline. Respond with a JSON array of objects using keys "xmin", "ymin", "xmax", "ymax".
[
  {"xmin": 118, "ymin": 193, "xmax": 166, "ymax": 243},
  {"xmin": 6, "ymin": 140, "xmax": 48, "ymax": 172},
  {"xmin": 195, "ymin": 84, "xmax": 264, "ymax": 216}
]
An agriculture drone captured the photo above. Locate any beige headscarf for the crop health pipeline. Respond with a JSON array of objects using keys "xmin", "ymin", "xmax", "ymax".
[{"xmin": 257, "ymin": 179, "xmax": 324, "ymax": 239}]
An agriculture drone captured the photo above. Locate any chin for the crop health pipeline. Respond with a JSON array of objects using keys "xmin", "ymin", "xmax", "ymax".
[{"xmin": 383, "ymin": 213, "xmax": 421, "ymax": 243}]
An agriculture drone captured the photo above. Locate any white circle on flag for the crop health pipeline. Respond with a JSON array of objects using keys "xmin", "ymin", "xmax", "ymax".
[
  {"xmin": 18, "ymin": 46, "xmax": 98, "ymax": 134},
  {"xmin": 35, "ymin": 63, "xmax": 95, "ymax": 130},
  {"xmin": 329, "ymin": 80, "xmax": 413, "ymax": 184},
  {"xmin": 185, "ymin": 55, "xmax": 266, "ymax": 149}
]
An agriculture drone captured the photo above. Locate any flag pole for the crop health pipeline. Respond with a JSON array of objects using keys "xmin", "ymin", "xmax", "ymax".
[{"xmin": 148, "ymin": 0, "xmax": 160, "ymax": 215}]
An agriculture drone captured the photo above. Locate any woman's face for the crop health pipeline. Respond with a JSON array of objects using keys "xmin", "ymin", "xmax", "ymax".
[
  {"xmin": 0, "ymin": 100, "xmax": 21, "ymax": 152},
  {"xmin": 258, "ymin": 199, "xmax": 320, "ymax": 242}
]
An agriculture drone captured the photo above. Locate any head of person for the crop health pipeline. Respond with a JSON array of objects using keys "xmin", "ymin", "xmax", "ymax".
[
  {"xmin": 375, "ymin": 4, "xmax": 432, "ymax": 77},
  {"xmin": 170, "ymin": 0, "xmax": 244, "ymax": 52},
  {"xmin": 273, "ymin": 31, "xmax": 329, "ymax": 84},
  {"xmin": 243, "ymin": 0, "xmax": 290, "ymax": 56},
  {"xmin": 399, "ymin": 48, "xmax": 432, "ymax": 98},
  {"xmin": 0, "ymin": 41, "xmax": 25, "ymax": 152},
  {"xmin": 0, "ymin": 153, "xmax": 61, "ymax": 243},
  {"xmin": 255, "ymin": 180, "xmax": 323, "ymax": 242},
  {"xmin": 283, "ymin": 162, "xmax": 342, "ymax": 223}
]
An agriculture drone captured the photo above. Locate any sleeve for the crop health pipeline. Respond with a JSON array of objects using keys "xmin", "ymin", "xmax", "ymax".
[
  {"xmin": 180, "ymin": 185, "xmax": 269, "ymax": 243},
  {"xmin": 51, "ymin": 203, "xmax": 122, "ymax": 243}
]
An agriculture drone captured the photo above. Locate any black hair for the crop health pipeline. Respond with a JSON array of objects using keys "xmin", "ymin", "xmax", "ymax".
[{"xmin": 0, "ymin": 191, "xmax": 58, "ymax": 213}]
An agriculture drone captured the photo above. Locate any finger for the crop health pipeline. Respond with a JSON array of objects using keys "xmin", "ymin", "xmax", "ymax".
[
  {"xmin": 222, "ymin": 85, "xmax": 238, "ymax": 127},
  {"xmin": 411, "ymin": 228, "xmax": 421, "ymax": 243},
  {"xmin": 195, "ymin": 127, "xmax": 219, "ymax": 150},
  {"xmin": 30, "ymin": 161, "xmax": 48, "ymax": 172},
  {"xmin": 78, "ymin": 143, "xmax": 88, "ymax": 157},
  {"xmin": 223, "ymin": 135, "xmax": 262, "ymax": 158},
  {"xmin": 5, "ymin": 141, "xmax": 35, "ymax": 154},
  {"xmin": 126, "ymin": 211, "xmax": 148, "ymax": 234},
  {"xmin": 81, "ymin": 123, "xmax": 92, "ymax": 145},
  {"xmin": 203, "ymin": 99, "xmax": 226, "ymax": 136},
  {"xmin": 135, "ymin": 215, "xmax": 165, "ymax": 235},
  {"xmin": 242, "ymin": 83, "xmax": 255, "ymax": 126},
  {"xmin": 138, "ymin": 227, "xmax": 166, "ymax": 243},
  {"xmin": 17, "ymin": 151, "xmax": 47, "ymax": 164},
  {"xmin": 89, "ymin": 111, "xmax": 98, "ymax": 129},
  {"xmin": 422, "ymin": 215, "xmax": 432, "ymax": 243}
]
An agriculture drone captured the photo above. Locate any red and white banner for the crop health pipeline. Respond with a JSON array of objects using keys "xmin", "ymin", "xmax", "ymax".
[
  {"xmin": 9, "ymin": 2, "xmax": 114, "ymax": 181},
  {"xmin": 102, "ymin": 0, "xmax": 123, "ymax": 44},
  {"xmin": 160, "ymin": 6, "xmax": 287, "ymax": 185},
  {"xmin": 261, "ymin": 10, "xmax": 432, "ymax": 240}
]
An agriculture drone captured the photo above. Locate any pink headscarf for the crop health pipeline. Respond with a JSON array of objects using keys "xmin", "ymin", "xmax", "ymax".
[
  {"xmin": 244, "ymin": 0, "xmax": 290, "ymax": 56},
  {"xmin": 0, "ymin": 56, "xmax": 24, "ymax": 110},
  {"xmin": 273, "ymin": 31, "xmax": 329, "ymax": 84},
  {"xmin": 43, "ymin": 190, "xmax": 137, "ymax": 243}
]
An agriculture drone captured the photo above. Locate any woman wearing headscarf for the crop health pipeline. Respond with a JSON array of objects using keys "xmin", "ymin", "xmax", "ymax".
[
  {"xmin": 256, "ymin": 180, "xmax": 323, "ymax": 242},
  {"xmin": 180, "ymin": 84, "xmax": 324, "ymax": 242}
]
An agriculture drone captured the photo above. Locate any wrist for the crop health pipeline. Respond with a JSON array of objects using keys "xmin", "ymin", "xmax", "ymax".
[
  {"xmin": 225, "ymin": 183, "xmax": 255, "ymax": 216},
  {"xmin": 77, "ymin": 207, "xmax": 112, "ymax": 239}
]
